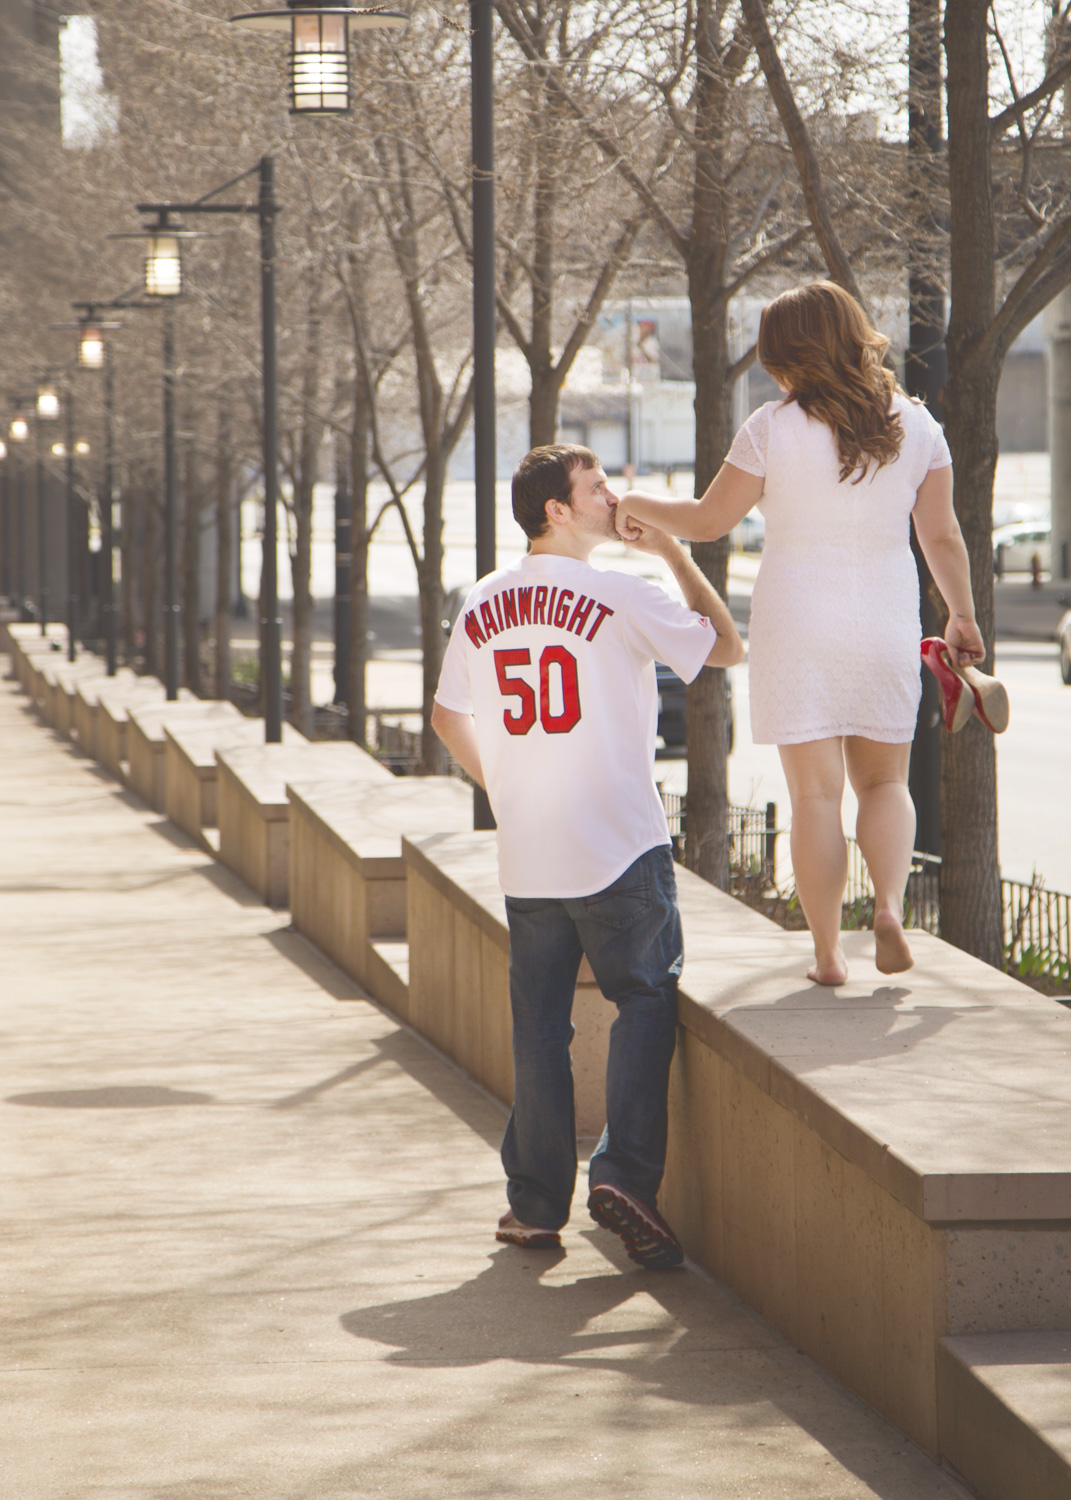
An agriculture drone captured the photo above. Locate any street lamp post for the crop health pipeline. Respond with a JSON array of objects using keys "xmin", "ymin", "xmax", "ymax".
[
  {"xmin": 35, "ymin": 380, "xmax": 61, "ymax": 633},
  {"xmin": 9, "ymin": 410, "xmax": 29, "ymax": 619},
  {"xmin": 71, "ymin": 309, "xmax": 121, "ymax": 674},
  {"xmin": 227, "ymin": 7, "xmax": 408, "ymax": 744},
  {"xmin": 228, "ymin": 4, "xmax": 503, "ymax": 823},
  {"xmin": 123, "ymin": 163, "xmax": 287, "ymax": 739},
  {"xmin": 52, "ymin": 412, "xmax": 87, "ymax": 663},
  {"xmin": 0, "ymin": 440, "xmax": 8, "ymax": 605},
  {"xmin": 470, "ymin": 0, "xmax": 497, "ymax": 830}
]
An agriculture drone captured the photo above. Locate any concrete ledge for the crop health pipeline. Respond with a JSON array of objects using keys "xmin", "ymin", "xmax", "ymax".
[
  {"xmin": 287, "ymin": 777, "xmax": 472, "ymax": 1006},
  {"xmin": 399, "ymin": 829, "xmax": 1071, "ymax": 1468},
  {"xmin": 8, "ymin": 627, "xmax": 68, "ymax": 700},
  {"xmin": 72, "ymin": 669, "xmax": 140, "ymax": 757},
  {"xmin": 217, "ymin": 742, "xmax": 391, "ymax": 908},
  {"xmin": 938, "ymin": 1333, "xmax": 1071, "ymax": 1500},
  {"xmin": 126, "ymin": 701, "xmax": 242, "ymax": 813},
  {"xmin": 38, "ymin": 655, "xmax": 118, "ymax": 739},
  {"xmin": 95, "ymin": 680, "xmax": 188, "ymax": 780},
  {"xmin": 163, "ymin": 718, "xmax": 306, "ymax": 850}
]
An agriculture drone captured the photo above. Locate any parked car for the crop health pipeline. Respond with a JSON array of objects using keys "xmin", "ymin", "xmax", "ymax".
[
  {"xmin": 656, "ymin": 663, "xmax": 733, "ymax": 753},
  {"xmin": 1057, "ymin": 606, "xmax": 1071, "ymax": 686},
  {"xmin": 993, "ymin": 521, "xmax": 1051, "ymax": 575}
]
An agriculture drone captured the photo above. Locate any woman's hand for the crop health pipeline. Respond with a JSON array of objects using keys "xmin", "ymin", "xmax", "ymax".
[
  {"xmin": 615, "ymin": 491, "xmax": 656, "ymax": 542},
  {"xmin": 944, "ymin": 614, "xmax": 986, "ymax": 668}
]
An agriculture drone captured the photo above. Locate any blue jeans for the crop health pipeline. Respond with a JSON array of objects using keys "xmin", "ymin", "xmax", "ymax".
[{"xmin": 502, "ymin": 845, "xmax": 683, "ymax": 1231}]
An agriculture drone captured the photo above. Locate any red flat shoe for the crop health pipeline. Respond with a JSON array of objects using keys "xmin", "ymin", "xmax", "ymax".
[
  {"xmin": 921, "ymin": 637, "xmax": 1010, "ymax": 735},
  {"xmin": 920, "ymin": 637, "xmax": 974, "ymax": 732}
]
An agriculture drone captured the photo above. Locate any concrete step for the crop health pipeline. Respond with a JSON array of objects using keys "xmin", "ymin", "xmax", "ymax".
[
  {"xmin": 369, "ymin": 939, "xmax": 409, "ymax": 1018},
  {"xmin": 939, "ymin": 1333, "xmax": 1071, "ymax": 1500}
]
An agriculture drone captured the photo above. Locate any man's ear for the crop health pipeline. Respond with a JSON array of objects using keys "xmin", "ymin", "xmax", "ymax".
[{"xmin": 545, "ymin": 497, "xmax": 569, "ymax": 528}]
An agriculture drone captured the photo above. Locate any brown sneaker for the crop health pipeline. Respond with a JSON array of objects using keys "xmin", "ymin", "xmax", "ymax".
[
  {"xmin": 588, "ymin": 1184, "xmax": 684, "ymax": 1269},
  {"xmin": 495, "ymin": 1210, "xmax": 562, "ymax": 1250}
]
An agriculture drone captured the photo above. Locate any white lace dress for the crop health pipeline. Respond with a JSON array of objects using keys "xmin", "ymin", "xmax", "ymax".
[{"xmin": 726, "ymin": 395, "xmax": 952, "ymax": 745}]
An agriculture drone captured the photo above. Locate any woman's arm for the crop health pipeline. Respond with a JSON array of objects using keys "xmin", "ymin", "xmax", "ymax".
[
  {"xmin": 911, "ymin": 465, "xmax": 986, "ymax": 665},
  {"xmin": 616, "ymin": 462, "xmax": 764, "ymax": 543}
]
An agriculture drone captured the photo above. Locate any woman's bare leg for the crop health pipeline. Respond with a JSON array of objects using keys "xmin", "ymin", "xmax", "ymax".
[
  {"xmin": 844, "ymin": 737, "xmax": 915, "ymax": 974},
  {"xmin": 779, "ymin": 739, "xmax": 849, "ymax": 985}
]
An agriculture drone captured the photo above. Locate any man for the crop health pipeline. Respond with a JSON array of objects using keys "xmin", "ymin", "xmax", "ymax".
[{"xmin": 432, "ymin": 445, "xmax": 743, "ymax": 1269}]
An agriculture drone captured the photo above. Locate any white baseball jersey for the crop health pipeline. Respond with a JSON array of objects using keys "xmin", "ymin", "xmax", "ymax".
[{"xmin": 434, "ymin": 552, "xmax": 716, "ymax": 898}]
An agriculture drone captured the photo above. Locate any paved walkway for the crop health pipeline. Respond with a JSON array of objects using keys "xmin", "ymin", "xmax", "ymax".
[{"xmin": 0, "ymin": 673, "xmax": 970, "ymax": 1500}]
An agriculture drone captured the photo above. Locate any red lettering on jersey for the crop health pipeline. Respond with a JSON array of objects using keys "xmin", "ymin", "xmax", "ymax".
[
  {"xmin": 533, "ymin": 586, "xmax": 548, "ymax": 624},
  {"xmin": 554, "ymin": 589, "xmax": 574, "ymax": 627},
  {"xmin": 502, "ymin": 589, "xmax": 518, "ymax": 629},
  {"xmin": 463, "ymin": 610, "xmax": 486, "ymax": 648},
  {"xmin": 494, "ymin": 593, "xmax": 505, "ymax": 631},
  {"xmin": 586, "ymin": 603, "xmax": 615, "ymax": 640},
  {"xmin": 698, "ymin": 616, "xmax": 708, "ymax": 627},
  {"xmin": 567, "ymin": 595, "xmax": 595, "ymax": 636},
  {"xmin": 547, "ymin": 587, "xmax": 558, "ymax": 626},
  {"xmin": 518, "ymin": 586, "xmax": 533, "ymax": 625},
  {"xmin": 480, "ymin": 600, "xmax": 500, "ymax": 637}
]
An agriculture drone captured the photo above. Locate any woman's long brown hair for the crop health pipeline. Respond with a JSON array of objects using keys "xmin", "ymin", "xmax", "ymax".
[{"xmin": 757, "ymin": 281, "xmax": 904, "ymax": 484}]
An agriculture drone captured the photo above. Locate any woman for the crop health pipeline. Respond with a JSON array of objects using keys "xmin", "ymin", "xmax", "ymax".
[{"xmin": 615, "ymin": 280, "xmax": 984, "ymax": 984}]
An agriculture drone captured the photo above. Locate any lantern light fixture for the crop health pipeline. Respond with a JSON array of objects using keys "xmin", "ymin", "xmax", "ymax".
[
  {"xmin": 36, "ymin": 383, "xmax": 60, "ymax": 421},
  {"xmin": 10, "ymin": 414, "xmax": 29, "ymax": 444},
  {"xmin": 229, "ymin": 3, "xmax": 407, "ymax": 114},
  {"xmin": 109, "ymin": 211, "xmax": 208, "ymax": 298},
  {"xmin": 79, "ymin": 325, "xmax": 106, "ymax": 369}
]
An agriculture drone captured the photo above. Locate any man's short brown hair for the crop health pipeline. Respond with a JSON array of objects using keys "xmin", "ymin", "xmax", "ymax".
[{"xmin": 511, "ymin": 444, "xmax": 599, "ymax": 540}]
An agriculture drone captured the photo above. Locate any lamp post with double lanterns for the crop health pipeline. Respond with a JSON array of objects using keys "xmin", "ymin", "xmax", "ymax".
[{"xmin": 117, "ymin": 165, "xmax": 289, "ymax": 744}]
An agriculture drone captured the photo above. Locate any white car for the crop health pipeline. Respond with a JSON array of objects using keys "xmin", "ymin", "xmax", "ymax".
[
  {"xmin": 1057, "ymin": 606, "xmax": 1071, "ymax": 686},
  {"xmin": 993, "ymin": 521, "xmax": 1051, "ymax": 575}
]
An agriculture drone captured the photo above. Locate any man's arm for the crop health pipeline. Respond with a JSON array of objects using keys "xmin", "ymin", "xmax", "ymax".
[
  {"xmin": 430, "ymin": 701, "xmax": 487, "ymax": 788},
  {"xmin": 624, "ymin": 519, "xmax": 745, "ymax": 667}
]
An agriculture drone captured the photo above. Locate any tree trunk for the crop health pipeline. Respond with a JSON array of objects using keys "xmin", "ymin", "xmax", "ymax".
[
  {"xmin": 183, "ymin": 438, "xmax": 202, "ymax": 696},
  {"xmin": 529, "ymin": 372, "xmax": 563, "ymax": 448},
  {"xmin": 119, "ymin": 475, "xmax": 136, "ymax": 667},
  {"xmin": 348, "ymin": 386, "xmax": 371, "ymax": 746},
  {"xmin": 682, "ymin": 0, "xmax": 738, "ymax": 891},
  {"xmin": 941, "ymin": 0, "xmax": 1003, "ymax": 965},
  {"xmin": 419, "ymin": 448, "xmax": 448, "ymax": 774},
  {"xmin": 144, "ymin": 489, "xmax": 159, "ymax": 677},
  {"xmin": 214, "ymin": 401, "xmax": 233, "ymax": 701},
  {"xmin": 685, "ymin": 261, "xmax": 734, "ymax": 888},
  {"xmin": 289, "ymin": 478, "xmax": 315, "ymax": 738}
]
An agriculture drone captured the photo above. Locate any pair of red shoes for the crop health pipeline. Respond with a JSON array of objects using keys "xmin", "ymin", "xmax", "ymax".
[{"xmin": 920, "ymin": 637, "xmax": 1009, "ymax": 734}]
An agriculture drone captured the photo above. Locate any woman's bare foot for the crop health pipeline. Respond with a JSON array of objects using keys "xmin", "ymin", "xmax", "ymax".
[
  {"xmin": 874, "ymin": 909, "xmax": 913, "ymax": 974},
  {"xmin": 807, "ymin": 946, "xmax": 848, "ymax": 986}
]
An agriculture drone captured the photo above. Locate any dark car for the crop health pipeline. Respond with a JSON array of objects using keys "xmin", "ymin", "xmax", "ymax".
[{"xmin": 656, "ymin": 663, "xmax": 733, "ymax": 753}]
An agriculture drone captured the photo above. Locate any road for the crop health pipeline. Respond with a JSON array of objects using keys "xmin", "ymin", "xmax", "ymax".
[{"xmin": 236, "ymin": 461, "xmax": 1070, "ymax": 896}]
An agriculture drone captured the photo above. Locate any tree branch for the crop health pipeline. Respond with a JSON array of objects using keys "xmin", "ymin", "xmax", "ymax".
[{"xmin": 737, "ymin": 0, "xmax": 866, "ymax": 311}]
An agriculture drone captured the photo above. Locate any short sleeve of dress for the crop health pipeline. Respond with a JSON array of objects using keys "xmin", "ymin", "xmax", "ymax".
[
  {"xmin": 917, "ymin": 401, "xmax": 952, "ymax": 470},
  {"xmin": 725, "ymin": 403, "xmax": 770, "ymax": 477}
]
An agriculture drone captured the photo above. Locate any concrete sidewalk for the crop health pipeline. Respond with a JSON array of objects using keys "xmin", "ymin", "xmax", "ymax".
[{"xmin": 0, "ymin": 675, "xmax": 969, "ymax": 1500}]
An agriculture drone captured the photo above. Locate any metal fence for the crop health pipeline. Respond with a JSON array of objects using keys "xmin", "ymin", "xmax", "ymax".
[
  {"xmin": 1003, "ymin": 877, "xmax": 1071, "ymax": 986},
  {"xmin": 659, "ymin": 790, "xmax": 778, "ymax": 886},
  {"xmin": 373, "ymin": 735, "xmax": 1070, "ymax": 987}
]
